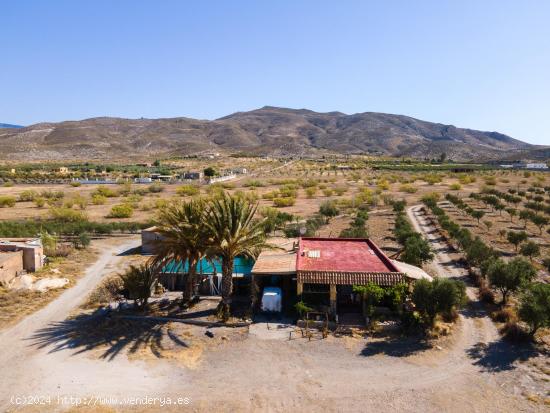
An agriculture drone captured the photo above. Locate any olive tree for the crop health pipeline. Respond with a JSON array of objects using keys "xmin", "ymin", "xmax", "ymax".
[
  {"xmin": 506, "ymin": 230, "xmax": 528, "ymax": 252},
  {"xmin": 487, "ymin": 258, "xmax": 537, "ymax": 305},
  {"xmin": 412, "ymin": 278, "xmax": 466, "ymax": 326},
  {"xmin": 518, "ymin": 283, "xmax": 550, "ymax": 336},
  {"xmin": 519, "ymin": 241, "xmax": 540, "ymax": 262},
  {"xmin": 401, "ymin": 235, "xmax": 433, "ymax": 267}
]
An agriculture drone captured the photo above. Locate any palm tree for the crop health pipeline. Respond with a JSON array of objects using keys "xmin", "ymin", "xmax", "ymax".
[
  {"xmin": 153, "ymin": 199, "xmax": 211, "ymax": 302},
  {"xmin": 205, "ymin": 193, "xmax": 273, "ymax": 320}
]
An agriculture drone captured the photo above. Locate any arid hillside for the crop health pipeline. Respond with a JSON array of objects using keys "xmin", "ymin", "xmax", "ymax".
[{"xmin": 0, "ymin": 107, "xmax": 538, "ymax": 161}]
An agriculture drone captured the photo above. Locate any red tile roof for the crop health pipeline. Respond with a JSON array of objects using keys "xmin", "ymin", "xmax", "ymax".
[{"xmin": 296, "ymin": 238, "xmax": 399, "ymax": 274}]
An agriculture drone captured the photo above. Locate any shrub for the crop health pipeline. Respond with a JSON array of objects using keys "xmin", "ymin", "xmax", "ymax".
[
  {"xmin": 399, "ymin": 184, "xmax": 417, "ymax": 193},
  {"xmin": 70, "ymin": 181, "xmax": 82, "ymax": 187},
  {"xmin": 40, "ymin": 231, "xmax": 58, "ymax": 256},
  {"xmin": 0, "ymin": 196, "xmax": 16, "ymax": 208},
  {"xmin": 18, "ymin": 190, "xmax": 37, "ymax": 202},
  {"xmin": 119, "ymin": 263, "xmax": 159, "ymax": 308},
  {"xmin": 92, "ymin": 186, "xmax": 117, "ymax": 198},
  {"xmin": 449, "ymin": 183, "xmax": 462, "ymax": 190},
  {"xmin": 117, "ymin": 182, "xmax": 132, "ymax": 196},
  {"xmin": 148, "ymin": 183, "xmax": 164, "ymax": 193},
  {"xmin": 479, "ymin": 282, "xmax": 495, "ymax": 304},
  {"xmin": 491, "ymin": 307, "xmax": 517, "ymax": 323},
  {"xmin": 262, "ymin": 191, "xmax": 277, "ymax": 200},
  {"xmin": 65, "ymin": 194, "xmax": 88, "ymax": 210},
  {"xmin": 273, "ymin": 197, "xmax": 295, "ymax": 208},
  {"xmin": 49, "ymin": 243, "xmax": 73, "ymax": 258},
  {"xmin": 400, "ymin": 310, "xmax": 423, "ymax": 334},
  {"xmin": 243, "ymin": 179, "xmax": 264, "ymax": 188},
  {"xmin": 3, "ymin": 181, "xmax": 14, "ymax": 187},
  {"xmin": 107, "ymin": 204, "xmax": 134, "ymax": 218},
  {"xmin": 49, "ymin": 207, "xmax": 88, "ymax": 222},
  {"xmin": 423, "ymin": 174, "xmax": 442, "ymax": 185},
  {"xmin": 91, "ymin": 194, "xmax": 107, "ymax": 205},
  {"xmin": 319, "ymin": 201, "xmax": 339, "ymax": 222},
  {"xmin": 40, "ymin": 189, "xmax": 65, "ymax": 200},
  {"xmin": 333, "ymin": 186, "xmax": 348, "ymax": 196},
  {"xmin": 305, "ymin": 187, "xmax": 317, "ymax": 198},
  {"xmin": 34, "ymin": 197, "xmax": 46, "ymax": 208},
  {"xmin": 73, "ymin": 232, "xmax": 91, "ymax": 249},
  {"xmin": 392, "ymin": 199, "xmax": 407, "ymax": 213},
  {"xmin": 377, "ymin": 180, "xmax": 390, "ymax": 190},
  {"xmin": 294, "ymin": 301, "xmax": 314, "ymax": 317},
  {"xmin": 87, "ymin": 277, "xmax": 124, "ymax": 306},
  {"xmin": 353, "ymin": 282, "xmax": 385, "ymax": 317},
  {"xmin": 176, "ymin": 185, "xmax": 200, "ymax": 196},
  {"xmin": 501, "ymin": 320, "xmax": 531, "ymax": 343}
]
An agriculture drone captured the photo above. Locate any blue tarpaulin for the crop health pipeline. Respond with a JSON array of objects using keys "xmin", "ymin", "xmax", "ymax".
[{"xmin": 162, "ymin": 256, "xmax": 254, "ymax": 276}]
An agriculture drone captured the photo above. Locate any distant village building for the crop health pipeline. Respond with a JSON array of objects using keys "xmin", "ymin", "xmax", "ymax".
[
  {"xmin": 231, "ymin": 167, "xmax": 248, "ymax": 174},
  {"xmin": 150, "ymin": 173, "xmax": 175, "ymax": 182},
  {"xmin": 182, "ymin": 171, "xmax": 204, "ymax": 180},
  {"xmin": 134, "ymin": 177, "xmax": 153, "ymax": 183},
  {"xmin": 58, "ymin": 167, "xmax": 70, "ymax": 174},
  {"xmin": 525, "ymin": 163, "xmax": 548, "ymax": 169}
]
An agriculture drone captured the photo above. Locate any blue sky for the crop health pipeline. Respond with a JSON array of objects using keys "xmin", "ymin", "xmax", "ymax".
[{"xmin": 1, "ymin": 0, "xmax": 549, "ymax": 145}]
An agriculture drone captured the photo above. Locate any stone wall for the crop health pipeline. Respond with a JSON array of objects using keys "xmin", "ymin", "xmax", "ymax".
[{"xmin": 0, "ymin": 251, "xmax": 24, "ymax": 286}]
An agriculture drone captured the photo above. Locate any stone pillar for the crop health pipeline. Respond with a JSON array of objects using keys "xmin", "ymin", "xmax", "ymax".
[
  {"xmin": 297, "ymin": 282, "xmax": 303, "ymax": 297},
  {"xmin": 329, "ymin": 284, "xmax": 337, "ymax": 316}
]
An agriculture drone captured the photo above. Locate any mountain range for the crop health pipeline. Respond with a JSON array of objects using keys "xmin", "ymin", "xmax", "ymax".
[
  {"xmin": 0, "ymin": 107, "xmax": 544, "ymax": 162},
  {"xmin": 0, "ymin": 123, "xmax": 23, "ymax": 129}
]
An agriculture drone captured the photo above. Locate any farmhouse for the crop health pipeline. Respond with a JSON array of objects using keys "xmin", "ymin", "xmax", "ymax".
[{"xmin": 253, "ymin": 237, "xmax": 431, "ymax": 321}]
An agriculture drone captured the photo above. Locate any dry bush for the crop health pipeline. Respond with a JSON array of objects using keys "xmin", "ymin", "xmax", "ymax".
[
  {"xmin": 273, "ymin": 197, "xmax": 295, "ymax": 207},
  {"xmin": 491, "ymin": 306, "xmax": 518, "ymax": 323},
  {"xmin": 399, "ymin": 184, "xmax": 417, "ymax": 193},
  {"xmin": 0, "ymin": 196, "xmax": 16, "ymax": 208},
  {"xmin": 479, "ymin": 282, "xmax": 495, "ymax": 304},
  {"xmin": 49, "ymin": 244, "xmax": 73, "ymax": 258},
  {"xmin": 500, "ymin": 321, "xmax": 531, "ymax": 343},
  {"xmin": 86, "ymin": 277, "xmax": 124, "ymax": 307}
]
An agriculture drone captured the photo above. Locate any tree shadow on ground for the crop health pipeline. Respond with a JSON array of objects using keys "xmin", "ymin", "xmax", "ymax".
[
  {"xmin": 461, "ymin": 301, "xmax": 491, "ymax": 319},
  {"xmin": 360, "ymin": 335, "xmax": 432, "ymax": 358},
  {"xmin": 28, "ymin": 309, "xmax": 190, "ymax": 361},
  {"xmin": 466, "ymin": 339, "xmax": 542, "ymax": 372}
]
